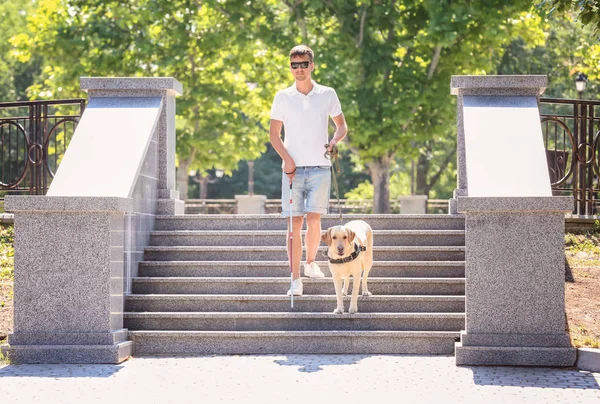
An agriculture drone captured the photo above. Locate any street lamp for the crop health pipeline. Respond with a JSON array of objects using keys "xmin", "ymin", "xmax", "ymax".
[{"xmin": 575, "ymin": 72, "xmax": 588, "ymax": 99}]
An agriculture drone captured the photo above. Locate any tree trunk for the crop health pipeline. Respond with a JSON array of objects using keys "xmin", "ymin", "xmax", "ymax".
[
  {"xmin": 199, "ymin": 175, "xmax": 210, "ymax": 200},
  {"xmin": 176, "ymin": 159, "xmax": 190, "ymax": 200},
  {"xmin": 416, "ymin": 152, "xmax": 429, "ymax": 196},
  {"xmin": 368, "ymin": 154, "xmax": 391, "ymax": 214},
  {"xmin": 415, "ymin": 146, "xmax": 456, "ymax": 197}
]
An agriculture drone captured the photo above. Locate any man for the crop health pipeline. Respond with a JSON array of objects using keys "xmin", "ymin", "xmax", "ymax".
[{"xmin": 269, "ymin": 44, "xmax": 348, "ymax": 296}]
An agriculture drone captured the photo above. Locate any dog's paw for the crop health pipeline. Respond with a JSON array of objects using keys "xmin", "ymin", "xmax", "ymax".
[
  {"xmin": 333, "ymin": 307, "xmax": 344, "ymax": 315},
  {"xmin": 362, "ymin": 291, "xmax": 372, "ymax": 297},
  {"xmin": 349, "ymin": 306, "xmax": 358, "ymax": 314}
]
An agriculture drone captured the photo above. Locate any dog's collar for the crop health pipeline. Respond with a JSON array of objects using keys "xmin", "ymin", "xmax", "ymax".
[{"xmin": 328, "ymin": 242, "xmax": 367, "ymax": 264}]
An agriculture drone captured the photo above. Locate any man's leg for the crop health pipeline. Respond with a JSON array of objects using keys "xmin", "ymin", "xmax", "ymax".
[
  {"xmin": 288, "ymin": 216, "xmax": 304, "ymax": 280},
  {"xmin": 305, "ymin": 212, "xmax": 321, "ymax": 265},
  {"xmin": 304, "ymin": 166, "xmax": 330, "ymax": 270}
]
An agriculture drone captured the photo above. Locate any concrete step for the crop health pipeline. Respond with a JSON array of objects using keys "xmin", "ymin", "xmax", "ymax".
[
  {"xmin": 143, "ymin": 246, "xmax": 465, "ymax": 261},
  {"xmin": 155, "ymin": 214, "xmax": 465, "ymax": 231},
  {"xmin": 130, "ymin": 277, "xmax": 465, "ymax": 295},
  {"xmin": 125, "ymin": 294, "xmax": 465, "ymax": 313},
  {"xmin": 123, "ymin": 312, "xmax": 465, "ymax": 332},
  {"xmin": 138, "ymin": 260, "xmax": 465, "ymax": 278},
  {"xmin": 128, "ymin": 330, "xmax": 461, "ymax": 355},
  {"xmin": 149, "ymin": 230, "xmax": 465, "ymax": 247},
  {"xmin": 0, "ymin": 341, "xmax": 132, "ymax": 364}
]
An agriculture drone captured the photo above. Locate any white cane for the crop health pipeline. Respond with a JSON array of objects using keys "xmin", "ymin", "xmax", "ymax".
[{"xmin": 288, "ymin": 181, "xmax": 294, "ymax": 310}]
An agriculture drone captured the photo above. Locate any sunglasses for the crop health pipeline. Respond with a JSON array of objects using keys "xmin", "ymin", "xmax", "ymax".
[{"xmin": 290, "ymin": 61, "xmax": 311, "ymax": 69}]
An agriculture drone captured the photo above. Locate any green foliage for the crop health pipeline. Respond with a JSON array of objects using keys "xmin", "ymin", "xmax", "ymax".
[
  {"xmin": 17, "ymin": 0, "xmax": 289, "ymax": 176},
  {"xmin": 497, "ymin": 14, "xmax": 600, "ymax": 99},
  {"xmin": 345, "ymin": 180, "xmax": 374, "ymax": 201},
  {"xmin": 0, "ymin": 348, "xmax": 9, "ymax": 365},
  {"xmin": 538, "ymin": 0, "xmax": 600, "ymax": 38},
  {"xmin": 0, "ymin": 0, "xmax": 40, "ymax": 102},
  {"xmin": 293, "ymin": 1, "xmax": 545, "ymax": 160},
  {"xmin": 565, "ymin": 230, "xmax": 600, "ymax": 255}
]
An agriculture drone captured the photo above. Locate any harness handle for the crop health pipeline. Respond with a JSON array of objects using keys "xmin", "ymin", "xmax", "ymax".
[{"xmin": 324, "ymin": 143, "xmax": 343, "ymax": 225}]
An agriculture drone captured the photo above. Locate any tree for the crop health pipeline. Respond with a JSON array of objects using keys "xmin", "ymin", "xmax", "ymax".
[
  {"xmin": 13, "ymin": 0, "xmax": 290, "ymax": 198},
  {"xmin": 497, "ymin": 14, "xmax": 600, "ymax": 99},
  {"xmin": 253, "ymin": 1, "xmax": 548, "ymax": 212},
  {"xmin": 0, "ymin": 0, "xmax": 40, "ymax": 103},
  {"xmin": 537, "ymin": 0, "xmax": 600, "ymax": 38}
]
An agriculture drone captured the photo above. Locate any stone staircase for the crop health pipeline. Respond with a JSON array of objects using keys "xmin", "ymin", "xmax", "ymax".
[{"xmin": 125, "ymin": 214, "xmax": 466, "ymax": 355}]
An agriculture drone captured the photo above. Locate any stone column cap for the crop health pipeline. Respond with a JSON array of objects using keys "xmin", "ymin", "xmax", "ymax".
[
  {"xmin": 4, "ymin": 196, "xmax": 133, "ymax": 213},
  {"xmin": 80, "ymin": 77, "xmax": 183, "ymax": 96},
  {"xmin": 457, "ymin": 196, "xmax": 572, "ymax": 213},
  {"xmin": 451, "ymin": 75, "xmax": 547, "ymax": 95}
]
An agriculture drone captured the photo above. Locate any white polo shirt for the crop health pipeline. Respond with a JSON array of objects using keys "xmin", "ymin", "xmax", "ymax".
[{"xmin": 270, "ymin": 81, "xmax": 342, "ymax": 167}]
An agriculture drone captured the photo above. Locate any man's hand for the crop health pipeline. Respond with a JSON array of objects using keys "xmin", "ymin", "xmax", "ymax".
[
  {"xmin": 283, "ymin": 159, "xmax": 296, "ymax": 183},
  {"xmin": 327, "ymin": 139, "xmax": 339, "ymax": 153}
]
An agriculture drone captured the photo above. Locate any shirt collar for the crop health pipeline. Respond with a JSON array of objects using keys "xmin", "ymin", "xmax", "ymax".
[{"xmin": 286, "ymin": 80, "xmax": 321, "ymax": 96}]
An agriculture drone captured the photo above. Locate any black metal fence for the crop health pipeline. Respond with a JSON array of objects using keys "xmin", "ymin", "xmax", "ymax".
[
  {"xmin": 540, "ymin": 98, "xmax": 600, "ymax": 215},
  {"xmin": 0, "ymin": 99, "xmax": 85, "ymax": 196}
]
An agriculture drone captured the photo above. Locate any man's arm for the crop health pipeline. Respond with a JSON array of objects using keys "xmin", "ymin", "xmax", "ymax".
[
  {"xmin": 269, "ymin": 119, "xmax": 296, "ymax": 179},
  {"xmin": 327, "ymin": 113, "xmax": 348, "ymax": 152}
]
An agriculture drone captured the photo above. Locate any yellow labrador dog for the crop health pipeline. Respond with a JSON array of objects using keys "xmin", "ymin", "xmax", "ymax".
[{"xmin": 321, "ymin": 220, "xmax": 373, "ymax": 314}]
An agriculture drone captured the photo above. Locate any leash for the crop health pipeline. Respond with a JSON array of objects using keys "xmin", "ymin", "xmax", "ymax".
[{"xmin": 324, "ymin": 144, "xmax": 343, "ymax": 225}]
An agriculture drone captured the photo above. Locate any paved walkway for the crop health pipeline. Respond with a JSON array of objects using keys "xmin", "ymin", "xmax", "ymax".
[{"xmin": 1, "ymin": 355, "xmax": 599, "ymax": 403}]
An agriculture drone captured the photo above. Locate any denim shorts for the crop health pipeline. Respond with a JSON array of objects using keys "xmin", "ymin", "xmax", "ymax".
[{"xmin": 281, "ymin": 166, "xmax": 331, "ymax": 217}]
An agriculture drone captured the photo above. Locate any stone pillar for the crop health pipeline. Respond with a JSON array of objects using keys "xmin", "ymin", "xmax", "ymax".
[
  {"xmin": 0, "ymin": 77, "xmax": 184, "ymax": 363},
  {"xmin": 451, "ymin": 75, "xmax": 576, "ymax": 366},
  {"xmin": 455, "ymin": 197, "xmax": 576, "ymax": 366},
  {"xmin": 399, "ymin": 195, "xmax": 427, "ymax": 214},
  {"xmin": 1, "ymin": 197, "xmax": 133, "ymax": 363},
  {"xmin": 79, "ymin": 77, "xmax": 184, "ymax": 215}
]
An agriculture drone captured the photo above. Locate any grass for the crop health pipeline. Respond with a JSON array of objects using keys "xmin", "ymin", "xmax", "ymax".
[
  {"xmin": 0, "ymin": 349, "xmax": 8, "ymax": 366},
  {"xmin": 0, "ymin": 225, "xmax": 13, "ymax": 281},
  {"xmin": 564, "ymin": 223, "xmax": 600, "ymax": 349},
  {"xmin": 0, "ymin": 225, "xmax": 13, "ymax": 365}
]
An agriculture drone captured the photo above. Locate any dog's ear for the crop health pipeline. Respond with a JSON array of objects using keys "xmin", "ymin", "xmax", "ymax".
[
  {"xmin": 321, "ymin": 229, "xmax": 332, "ymax": 245},
  {"xmin": 346, "ymin": 228, "xmax": 356, "ymax": 243}
]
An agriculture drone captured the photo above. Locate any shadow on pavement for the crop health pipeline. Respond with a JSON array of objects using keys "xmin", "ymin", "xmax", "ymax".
[
  {"xmin": 468, "ymin": 366, "xmax": 600, "ymax": 389},
  {"xmin": 274, "ymin": 354, "xmax": 370, "ymax": 373},
  {"xmin": 0, "ymin": 364, "xmax": 125, "ymax": 378}
]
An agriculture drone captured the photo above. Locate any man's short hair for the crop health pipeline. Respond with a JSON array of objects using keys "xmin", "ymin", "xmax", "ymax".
[{"xmin": 289, "ymin": 45, "xmax": 314, "ymax": 62}]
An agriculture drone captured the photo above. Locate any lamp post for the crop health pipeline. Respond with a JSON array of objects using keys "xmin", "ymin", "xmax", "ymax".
[{"xmin": 575, "ymin": 72, "xmax": 588, "ymax": 99}]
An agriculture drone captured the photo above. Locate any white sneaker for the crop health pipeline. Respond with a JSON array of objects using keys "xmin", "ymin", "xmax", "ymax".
[
  {"xmin": 304, "ymin": 262, "xmax": 325, "ymax": 278},
  {"xmin": 287, "ymin": 278, "xmax": 303, "ymax": 296}
]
